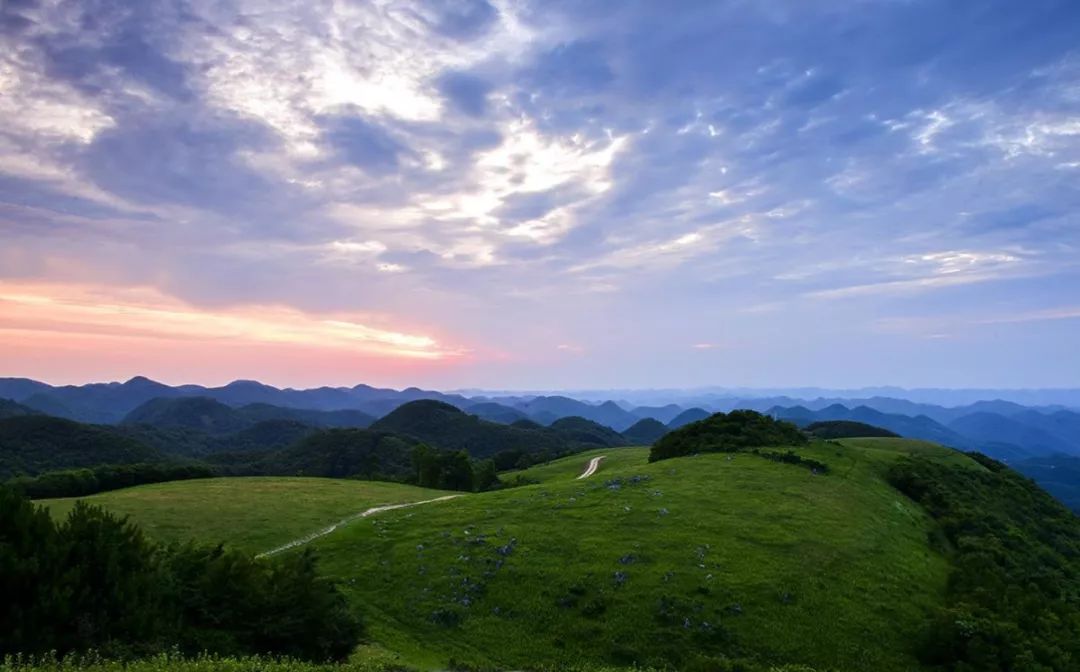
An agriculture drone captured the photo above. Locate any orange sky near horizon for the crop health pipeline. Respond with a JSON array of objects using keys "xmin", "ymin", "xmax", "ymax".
[{"xmin": 0, "ymin": 281, "xmax": 471, "ymax": 388}]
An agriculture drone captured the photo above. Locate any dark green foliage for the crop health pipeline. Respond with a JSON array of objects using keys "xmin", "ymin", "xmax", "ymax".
[
  {"xmin": 56, "ymin": 503, "xmax": 166, "ymax": 655},
  {"xmin": 9, "ymin": 463, "xmax": 214, "ymax": 499},
  {"xmin": 164, "ymin": 545, "xmax": 359, "ymax": 660},
  {"xmin": 371, "ymin": 400, "xmax": 581, "ymax": 458},
  {"xmin": 119, "ymin": 398, "xmax": 372, "ymax": 454},
  {"xmin": 622, "ymin": 418, "xmax": 668, "ymax": 445},
  {"xmin": 510, "ymin": 418, "xmax": 543, "ymax": 430},
  {"xmin": 548, "ymin": 417, "xmax": 627, "ymax": 447},
  {"xmin": 463, "ymin": 402, "xmax": 528, "ymax": 424},
  {"xmin": 0, "ymin": 486, "xmax": 68, "ymax": 654},
  {"xmin": 235, "ymin": 404, "xmax": 375, "ymax": 429},
  {"xmin": 411, "ymin": 446, "xmax": 499, "ymax": 492},
  {"xmin": 123, "ymin": 397, "xmax": 249, "ymax": 435},
  {"xmin": 0, "ymin": 416, "xmax": 164, "ymax": 479},
  {"xmin": 472, "ymin": 459, "xmax": 499, "ymax": 491},
  {"xmin": 887, "ymin": 455, "xmax": 1080, "ymax": 671},
  {"xmin": 666, "ymin": 408, "xmax": 710, "ymax": 429},
  {"xmin": 256, "ymin": 429, "xmax": 420, "ymax": 480},
  {"xmin": 0, "ymin": 486, "xmax": 359, "ymax": 661},
  {"xmin": 804, "ymin": 420, "xmax": 898, "ymax": 439},
  {"xmin": 650, "ymin": 410, "xmax": 807, "ymax": 462},
  {"xmin": 118, "ymin": 419, "xmax": 320, "ymax": 459},
  {"xmin": 490, "ymin": 445, "xmax": 588, "ymax": 472},
  {"xmin": 412, "ymin": 447, "xmax": 474, "ymax": 491},
  {"xmin": 220, "ymin": 420, "xmax": 321, "ymax": 452},
  {"xmin": 0, "ymin": 399, "xmax": 39, "ymax": 420},
  {"xmin": 0, "ymin": 496, "xmax": 167, "ymax": 657},
  {"xmin": 1015, "ymin": 453, "xmax": 1080, "ymax": 512},
  {"xmin": 754, "ymin": 450, "xmax": 829, "ymax": 473}
]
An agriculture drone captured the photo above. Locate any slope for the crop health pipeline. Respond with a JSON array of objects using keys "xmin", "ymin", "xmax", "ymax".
[
  {"xmin": 41, "ymin": 477, "xmax": 443, "ymax": 552},
  {"xmin": 370, "ymin": 400, "xmax": 571, "ymax": 458},
  {"xmin": 0, "ymin": 415, "xmax": 164, "ymax": 479},
  {"xmin": 621, "ymin": 418, "xmax": 668, "ymax": 444},
  {"xmin": 310, "ymin": 438, "xmax": 956, "ymax": 671},
  {"xmin": 949, "ymin": 411, "xmax": 1078, "ymax": 456},
  {"xmin": 548, "ymin": 416, "xmax": 628, "ymax": 447},
  {"xmin": 667, "ymin": 407, "xmax": 710, "ymax": 429}
]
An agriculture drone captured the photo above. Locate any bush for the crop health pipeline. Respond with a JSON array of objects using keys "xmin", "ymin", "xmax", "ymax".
[
  {"xmin": 650, "ymin": 410, "xmax": 807, "ymax": 463},
  {"xmin": 9, "ymin": 463, "xmax": 214, "ymax": 500},
  {"xmin": 887, "ymin": 455, "xmax": 1080, "ymax": 671},
  {"xmin": 0, "ymin": 486, "xmax": 360, "ymax": 661}
]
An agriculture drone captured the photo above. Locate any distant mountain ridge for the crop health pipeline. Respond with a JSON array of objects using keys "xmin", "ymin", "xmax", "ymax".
[{"xmin": 5, "ymin": 376, "xmax": 1080, "ymax": 462}]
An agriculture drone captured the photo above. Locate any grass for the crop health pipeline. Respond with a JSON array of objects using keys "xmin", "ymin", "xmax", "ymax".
[
  {"xmin": 40, "ymin": 477, "xmax": 445, "ymax": 553},
  {"xmin": 505, "ymin": 447, "xmax": 650, "ymax": 484},
  {"xmin": 312, "ymin": 439, "xmax": 962, "ymax": 671},
  {"xmin": 34, "ymin": 439, "xmax": 980, "ymax": 671}
]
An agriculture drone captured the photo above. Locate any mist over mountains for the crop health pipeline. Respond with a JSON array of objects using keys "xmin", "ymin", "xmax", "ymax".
[
  {"xmin": 5, "ymin": 373, "xmax": 1066, "ymax": 512},
  {"xmin": 3, "ymin": 376, "xmax": 1079, "ymax": 463}
]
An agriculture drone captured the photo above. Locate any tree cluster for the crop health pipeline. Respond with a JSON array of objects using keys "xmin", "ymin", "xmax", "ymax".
[
  {"xmin": 649, "ymin": 410, "xmax": 807, "ymax": 462},
  {"xmin": 804, "ymin": 420, "xmax": 898, "ymax": 439},
  {"xmin": 411, "ymin": 446, "xmax": 498, "ymax": 492},
  {"xmin": 9, "ymin": 463, "xmax": 214, "ymax": 499},
  {"xmin": 0, "ymin": 487, "xmax": 360, "ymax": 661},
  {"xmin": 887, "ymin": 454, "xmax": 1080, "ymax": 670}
]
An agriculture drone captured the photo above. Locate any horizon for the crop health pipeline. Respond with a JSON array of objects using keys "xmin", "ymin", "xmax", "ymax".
[
  {"xmin": 7, "ymin": 372, "xmax": 1080, "ymax": 405},
  {"xmin": 2, "ymin": 1, "xmax": 1079, "ymax": 389}
]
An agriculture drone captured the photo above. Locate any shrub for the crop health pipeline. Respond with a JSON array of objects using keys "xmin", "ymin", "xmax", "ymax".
[
  {"xmin": 650, "ymin": 410, "xmax": 807, "ymax": 463},
  {"xmin": 887, "ymin": 455, "xmax": 1080, "ymax": 671},
  {"xmin": 0, "ymin": 486, "xmax": 360, "ymax": 661}
]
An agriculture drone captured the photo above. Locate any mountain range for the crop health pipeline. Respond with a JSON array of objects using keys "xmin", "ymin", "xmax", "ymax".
[{"xmin": 3, "ymin": 376, "xmax": 1080, "ymax": 505}]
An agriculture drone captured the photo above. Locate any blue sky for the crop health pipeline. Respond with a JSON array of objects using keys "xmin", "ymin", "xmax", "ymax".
[{"xmin": 1, "ymin": 0, "xmax": 1078, "ymax": 389}]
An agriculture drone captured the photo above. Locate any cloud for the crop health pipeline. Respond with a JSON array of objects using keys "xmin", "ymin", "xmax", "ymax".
[
  {"xmin": 808, "ymin": 250, "xmax": 1027, "ymax": 299},
  {"xmin": 0, "ymin": 280, "xmax": 456, "ymax": 359},
  {"xmin": 1, "ymin": 0, "xmax": 1079, "ymax": 387}
]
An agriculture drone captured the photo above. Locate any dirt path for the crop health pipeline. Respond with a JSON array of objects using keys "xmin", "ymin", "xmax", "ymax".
[
  {"xmin": 577, "ymin": 455, "xmax": 606, "ymax": 480},
  {"xmin": 256, "ymin": 494, "xmax": 462, "ymax": 558}
]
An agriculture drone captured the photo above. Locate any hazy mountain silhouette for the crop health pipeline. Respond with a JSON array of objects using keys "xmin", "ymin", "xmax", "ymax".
[
  {"xmin": 667, "ymin": 408, "xmax": 710, "ymax": 429},
  {"xmin": 622, "ymin": 418, "xmax": 669, "ymax": 444}
]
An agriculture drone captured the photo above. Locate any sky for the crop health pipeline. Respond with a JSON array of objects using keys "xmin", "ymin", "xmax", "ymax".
[{"xmin": 1, "ymin": 0, "xmax": 1079, "ymax": 390}]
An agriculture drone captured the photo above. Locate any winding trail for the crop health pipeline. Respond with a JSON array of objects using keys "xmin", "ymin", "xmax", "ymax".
[
  {"xmin": 577, "ymin": 455, "xmax": 606, "ymax": 480},
  {"xmin": 256, "ymin": 494, "xmax": 462, "ymax": 558}
]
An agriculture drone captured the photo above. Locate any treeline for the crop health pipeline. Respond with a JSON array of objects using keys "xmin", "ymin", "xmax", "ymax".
[
  {"xmin": 804, "ymin": 420, "xmax": 898, "ymax": 439},
  {"xmin": 887, "ymin": 454, "xmax": 1080, "ymax": 670},
  {"xmin": 2, "ymin": 406, "xmax": 603, "ymax": 500},
  {"xmin": 411, "ymin": 446, "xmax": 498, "ymax": 491},
  {"xmin": 10, "ymin": 444, "xmax": 506, "ymax": 500},
  {"xmin": 9, "ymin": 463, "xmax": 214, "ymax": 499},
  {"xmin": 649, "ymin": 410, "xmax": 807, "ymax": 462},
  {"xmin": 0, "ymin": 486, "xmax": 360, "ymax": 661}
]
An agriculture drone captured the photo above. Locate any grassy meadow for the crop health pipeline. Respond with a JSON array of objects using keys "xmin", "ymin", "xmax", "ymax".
[
  {"xmin": 506, "ymin": 446, "xmax": 651, "ymax": 483},
  {"xmin": 34, "ymin": 439, "xmax": 990, "ymax": 670},
  {"xmin": 311, "ymin": 439, "xmax": 966, "ymax": 671},
  {"xmin": 41, "ymin": 477, "xmax": 444, "ymax": 553}
]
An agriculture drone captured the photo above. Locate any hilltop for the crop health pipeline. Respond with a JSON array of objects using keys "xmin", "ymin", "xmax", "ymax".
[
  {"xmin": 34, "ymin": 411, "xmax": 1080, "ymax": 671},
  {"xmin": 0, "ymin": 415, "xmax": 164, "ymax": 479}
]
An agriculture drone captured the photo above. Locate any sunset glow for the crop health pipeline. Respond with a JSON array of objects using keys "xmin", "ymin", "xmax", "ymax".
[
  {"xmin": 0, "ymin": 0, "xmax": 1077, "ymax": 388},
  {"xmin": 0, "ymin": 282, "xmax": 462, "ymax": 386}
]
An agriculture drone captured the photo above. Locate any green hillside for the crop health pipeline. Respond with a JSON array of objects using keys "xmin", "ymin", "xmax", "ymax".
[
  {"xmin": 548, "ymin": 416, "xmax": 628, "ymax": 447},
  {"xmin": 42, "ymin": 477, "xmax": 444, "ymax": 552},
  {"xmin": 0, "ymin": 415, "xmax": 164, "ymax": 479},
  {"xmin": 506, "ymin": 447, "xmax": 650, "ymax": 484},
  {"xmin": 621, "ymin": 418, "xmax": 668, "ymax": 444},
  {"xmin": 123, "ymin": 396, "xmax": 250, "ymax": 434},
  {"xmin": 371, "ymin": 400, "xmax": 575, "ymax": 457},
  {"xmin": 805, "ymin": 420, "xmax": 899, "ymax": 439},
  {"xmin": 313, "ymin": 439, "xmax": 952, "ymax": 671},
  {"xmin": 0, "ymin": 398, "xmax": 39, "ymax": 419},
  {"xmin": 32, "ymin": 435, "xmax": 1080, "ymax": 671},
  {"xmin": 251, "ymin": 428, "xmax": 422, "ymax": 480}
]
